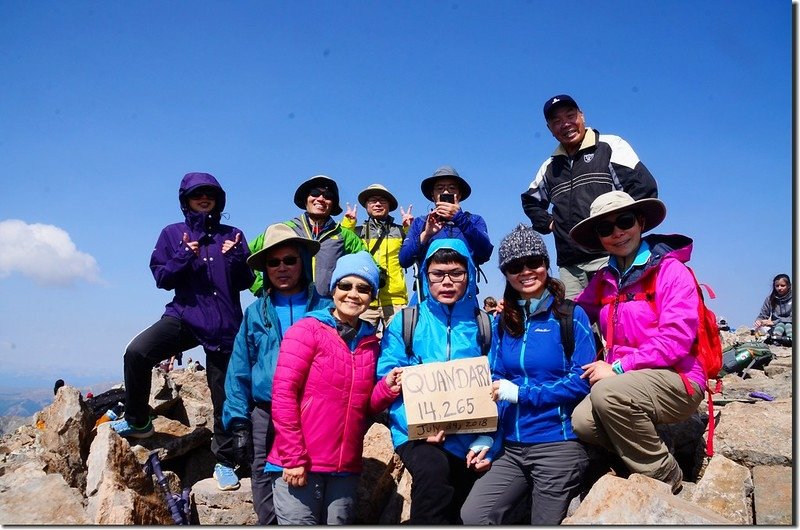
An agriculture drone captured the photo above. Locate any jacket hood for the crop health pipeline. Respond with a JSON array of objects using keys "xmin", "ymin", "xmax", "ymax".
[
  {"xmin": 306, "ymin": 308, "xmax": 377, "ymax": 345},
  {"xmin": 179, "ymin": 172, "xmax": 226, "ymax": 218},
  {"xmin": 644, "ymin": 233, "xmax": 693, "ymax": 268},
  {"xmin": 420, "ymin": 238, "xmax": 478, "ymax": 312}
]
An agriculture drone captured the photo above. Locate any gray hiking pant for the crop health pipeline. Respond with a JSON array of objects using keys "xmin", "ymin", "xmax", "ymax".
[
  {"xmin": 571, "ymin": 368, "xmax": 703, "ymax": 482},
  {"xmin": 461, "ymin": 440, "xmax": 588, "ymax": 525},
  {"xmin": 251, "ymin": 404, "xmax": 276, "ymax": 525},
  {"xmin": 271, "ymin": 472, "xmax": 359, "ymax": 525},
  {"xmin": 559, "ymin": 256, "xmax": 609, "ymax": 300}
]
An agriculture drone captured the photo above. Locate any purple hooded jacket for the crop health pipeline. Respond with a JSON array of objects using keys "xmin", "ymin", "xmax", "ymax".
[{"xmin": 150, "ymin": 172, "xmax": 255, "ymax": 353}]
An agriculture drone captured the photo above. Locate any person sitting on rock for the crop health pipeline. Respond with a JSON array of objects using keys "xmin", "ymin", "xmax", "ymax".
[
  {"xmin": 378, "ymin": 238, "xmax": 498, "ymax": 524},
  {"xmin": 568, "ymin": 191, "xmax": 707, "ymax": 495},
  {"xmin": 222, "ymin": 223, "xmax": 331, "ymax": 524},
  {"xmin": 109, "ymin": 172, "xmax": 254, "ymax": 494},
  {"xmin": 754, "ymin": 273, "xmax": 792, "ymax": 346}
]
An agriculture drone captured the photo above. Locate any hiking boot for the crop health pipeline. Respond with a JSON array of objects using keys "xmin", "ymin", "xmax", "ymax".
[
  {"xmin": 661, "ymin": 463, "xmax": 683, "ymax": 494},
  {"xmin": 109, "ymin": 418, "xmax": 154, "ymax": 439},
  {"xmin": 214, "ymin": 463, "xmax": 240, "ymax": 491}
]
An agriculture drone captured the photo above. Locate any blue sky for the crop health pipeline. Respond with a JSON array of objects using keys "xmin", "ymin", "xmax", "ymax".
[{"xmin": 0, "ymin": 1, "xmax": 792, "ymax": 390}]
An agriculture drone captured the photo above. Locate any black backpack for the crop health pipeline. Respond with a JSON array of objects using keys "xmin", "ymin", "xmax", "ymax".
[{"xmin": 401, "ymin": 306, "xmax": 493, "ymax": 357}]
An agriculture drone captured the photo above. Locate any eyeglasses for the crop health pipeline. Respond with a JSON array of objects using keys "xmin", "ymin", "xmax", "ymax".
[
  {"xmin": 188, "ymin": 187, "xmax": 217, "ymax": 199},
  {"xmin": 309, "ymin": 188, "xmax": 335, "ymax": 200},
  {"xmin": 427, "ymin": 269, "xmax": 467, "ymax": 283},
  {"xmin": 504, "ymin": 256, "xmax": 546, "ymax": 275},
  {"xmin": 336, "ymin": 280, "xmax": 372, "ymax": 295},
  {"xmin": 595, "ymin": 212, "xmax": 638, "ymax": 238},
  {"xmin": 365, "ymin": 196, "xmax": 388, "ymax": 205},
  {"xmin": 265, "ymin": 256, "xmax": 299, "ymax": 268}
]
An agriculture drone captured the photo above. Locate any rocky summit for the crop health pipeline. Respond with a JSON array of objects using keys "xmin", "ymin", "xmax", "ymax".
[{"xmin": 0, "ymin": 327, "xmax": 792, "ymax": 524}]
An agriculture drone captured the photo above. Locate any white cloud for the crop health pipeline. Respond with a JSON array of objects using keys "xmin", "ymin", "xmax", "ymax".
[{"xmin": 0, "ymin": 219, "xmax": 103, "ymax": 286}]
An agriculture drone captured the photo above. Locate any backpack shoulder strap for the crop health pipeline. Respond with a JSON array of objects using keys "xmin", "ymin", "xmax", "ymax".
[
  {"xmin": 401, "ymin": 306, "xmax": 419, "ymax": 357},
  {"xmin": 475, "ymin": 308, "xmax": 492, "ymax": 356},
  {"xmin": 557, "ymin": 299, "xmax": 576, "ymax": 361}
]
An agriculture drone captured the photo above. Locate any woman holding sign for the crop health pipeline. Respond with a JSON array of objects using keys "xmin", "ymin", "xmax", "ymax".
[
  {"xmin": 461, "ymin": 224, "xmax": 594, "ymax": 525},
  {"xmin": 266, "ymin": 251, "xmax": 402, "ymax": 524},
  {"xmin": 378, "ymin": 238, "xmax": 498, "ymax": 524}
]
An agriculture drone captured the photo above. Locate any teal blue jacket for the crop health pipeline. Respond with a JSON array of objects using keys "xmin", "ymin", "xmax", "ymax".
[{"xmin": 377, "ymin": 238, "xmax": 498, "ymax": 460}]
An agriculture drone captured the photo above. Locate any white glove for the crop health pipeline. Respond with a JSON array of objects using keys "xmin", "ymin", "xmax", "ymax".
[
  {"xmin": 496, "ymin": 379, "xmax": 519, "ymax": 404},
  {"xmin": 469, "ymin": 435, "xmax": 493, "ymax": 453}
]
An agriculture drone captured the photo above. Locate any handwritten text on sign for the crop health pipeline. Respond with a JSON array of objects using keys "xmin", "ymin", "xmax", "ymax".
[{"xmin": 403, "ymin": 356, "xmax": 498, "ymax": 440}]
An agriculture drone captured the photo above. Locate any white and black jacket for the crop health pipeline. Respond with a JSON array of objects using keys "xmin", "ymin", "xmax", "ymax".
[{"xmin": 521, "ymin": 128, "xmax": 658, "ymax": 267}]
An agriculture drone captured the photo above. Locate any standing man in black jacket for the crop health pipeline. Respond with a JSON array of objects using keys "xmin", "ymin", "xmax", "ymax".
[{"xmin": 522, "ymin": 94, "xmax": 658, "ymax": 299}]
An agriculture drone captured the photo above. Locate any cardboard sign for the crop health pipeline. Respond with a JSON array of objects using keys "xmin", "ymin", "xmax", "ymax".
[{"xmin": 403, "ymin": 356, "xmax": 498, "ymax": 440}]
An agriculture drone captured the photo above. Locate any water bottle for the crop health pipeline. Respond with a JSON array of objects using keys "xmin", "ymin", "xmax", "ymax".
[{"xmin": 94, "ymin": 402, "xmax": 124, "ymax": 428}]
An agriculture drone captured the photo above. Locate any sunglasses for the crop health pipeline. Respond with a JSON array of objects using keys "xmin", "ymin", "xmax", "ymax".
[
  {"xmin": 427, "ymin": 269, "xmax": 467, "ymax": 283},
  {"xmin": 309, "ymin": 188, "xmax": 335, "ymax": 200},
  {"xmin": 265, "ymin": 256, "xmax": 299, "ymax": 268},
  {"xmin": 595, "ymin": 212, "xmax": 638, "ymax": 238},
  {"xmin": 188, "ymin": 187, "xmax": 217, "ymax": 199},
  {"xmin": 504, "ymin": 256, "xmax": 546, "ymax": 275},
  {"xmin": 336, "ymin": 280, "xmax": 372, "ymax": 295}
]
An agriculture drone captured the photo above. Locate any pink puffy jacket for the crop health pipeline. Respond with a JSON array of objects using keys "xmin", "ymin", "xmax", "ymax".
[
  {"xmin": 267, "ymin": 314, "xmax": 398, "ymax": 473},
  {"xmin": 576, "ymin": 234, "xmax": 707, "ymax": 391}
]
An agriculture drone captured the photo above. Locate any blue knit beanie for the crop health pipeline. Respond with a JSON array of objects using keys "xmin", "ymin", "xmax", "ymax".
[{"xmin": 329, "ymin": 251, "xmax": 380, "ymax": 299}]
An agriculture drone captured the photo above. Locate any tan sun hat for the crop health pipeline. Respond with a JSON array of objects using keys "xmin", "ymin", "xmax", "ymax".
[
  {"xmin": 357, "ymin": 183, "xmax": 398, "ymax": 211},
  {"xmin": 569, "ymin": 191, "xmax": 666, "ymax": 252},
  {"xmin": 247, "ymin": 223, "xmax": 320, "ymax": 272}
]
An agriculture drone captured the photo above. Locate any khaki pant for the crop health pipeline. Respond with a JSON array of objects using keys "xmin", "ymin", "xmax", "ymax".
[
  {"xmin": 559, "ymin": 256, "xmax": 609, "ymax": 300},
  {"xmin": 571, "ymin": 368, "xmax": 703, "ymax": 482}
]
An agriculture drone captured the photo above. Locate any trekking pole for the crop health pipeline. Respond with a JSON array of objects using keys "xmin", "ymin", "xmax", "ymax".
[{"xmin": 145, "ymin": 450, "xmax": 191, "ymax": 525}]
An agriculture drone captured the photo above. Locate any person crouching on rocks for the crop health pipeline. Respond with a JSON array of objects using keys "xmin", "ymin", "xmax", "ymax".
[
  {"xmin": 569, "ymin": 191, "xmax": 706, "ymax": 494},
  {"xmin": 265, "ymin": 251, "xmax": 402, "ymax": 524}
]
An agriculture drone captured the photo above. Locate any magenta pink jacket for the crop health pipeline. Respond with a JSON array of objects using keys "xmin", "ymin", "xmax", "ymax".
[
  {"xmin": 576, "ymin": 234, "xmax": 706, "ymax": 391},
  {"xmin": 267, "ymin": 311, "xmax": 399, "ymax": 473}
]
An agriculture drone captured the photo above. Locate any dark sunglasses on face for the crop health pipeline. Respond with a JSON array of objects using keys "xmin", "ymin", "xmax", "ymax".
[
  {"xmin": 595, "ymin": 212, "xmax": 638, "ymax": 238},
  {"xmin": 336, "ymin": 280, "xmax": 372, "ymax": 295},
  {"xmin": 188, "ymin": 187, "xmax": 217, "ymax": 199},
  {"xmin": 265, "ymin": 256, "xmax": 299, "ymax": 268},
  {"xmin": 309, "ymin": 188, "xmax": 335, "ymax": 200},
  {"xmin": 504, "ymin": 256, "xmax": 546, "ymax": 275}
]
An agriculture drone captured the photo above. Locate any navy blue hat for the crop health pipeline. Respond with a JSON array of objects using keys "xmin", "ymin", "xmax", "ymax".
[{"xmin": 543, "ymin": 94, "xmax": 580, "ymax": 121}]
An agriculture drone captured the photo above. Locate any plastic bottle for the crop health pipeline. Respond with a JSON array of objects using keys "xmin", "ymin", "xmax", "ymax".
[{"xmin": 94, "ymin": 402, "xmax": 124, "ymax": 428}]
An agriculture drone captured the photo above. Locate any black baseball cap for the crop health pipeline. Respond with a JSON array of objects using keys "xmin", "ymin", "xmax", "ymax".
[{"xmin": 543, "ymin": 94, "xmax": 580, "ymax": 121}]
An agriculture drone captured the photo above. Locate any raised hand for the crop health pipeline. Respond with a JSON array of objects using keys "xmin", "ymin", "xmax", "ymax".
[
  {"xmin": 222, "ymin": 232, "xmax": 241, "ymax": 254},
  {"xmin": 182, "ymin": 232, "xmax": 200, "ymax": 256},
  {"xmin": 400, "ymin": 204, "xmax": 414, "ymax": 228},
  {"xmin": 344, "ymin": 203, "xmax": 358, "ymax": 223},
  {"xmin": 419, "ymin": 212, "xmax": 444, "ymax": 244}
]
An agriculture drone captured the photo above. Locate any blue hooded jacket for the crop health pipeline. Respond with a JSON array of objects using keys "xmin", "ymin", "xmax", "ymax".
[
  {"xmin": 151, "ymin": 172, "xmax": 255, "ymax": 353},
  {"xmin": 377, "ymin": 238, "xmax": 498, "ymax": 459}
]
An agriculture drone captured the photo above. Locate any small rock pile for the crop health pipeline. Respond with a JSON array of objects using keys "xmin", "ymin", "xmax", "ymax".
[{"xmin": 0, "ymin": 327, "xmax": 792, "ymax": 524}]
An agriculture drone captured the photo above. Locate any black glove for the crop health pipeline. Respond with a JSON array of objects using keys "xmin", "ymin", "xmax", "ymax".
[{"xmin": 231, "ymin": 421, "xmax": 254, "ymax": 471}]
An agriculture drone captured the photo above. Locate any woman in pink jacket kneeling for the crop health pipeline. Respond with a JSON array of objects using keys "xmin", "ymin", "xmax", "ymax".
[
  {"xmin": 266, "ymin": 251, "xmax": 402, "ymax": 524},
  {"xmin": 569, "ymin": 191, "xmax": 706, "ymax": 495}
]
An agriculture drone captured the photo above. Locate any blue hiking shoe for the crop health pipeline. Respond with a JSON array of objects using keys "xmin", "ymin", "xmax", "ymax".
[
  {"xmin": 109, "ymin": 418, "xmax": 154, "ymax": 439},
  {"xmin": 213, "ymin": 463, "xmax": 240, "ymax": 491}
]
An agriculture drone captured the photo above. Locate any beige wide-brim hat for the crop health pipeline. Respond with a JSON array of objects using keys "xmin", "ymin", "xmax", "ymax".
[
  {"xmin": 357, "ymin": 183, "xmax": 398, "ymax": 211},
  {"xmin": 247, "ymin": 223, "xmax": 321, "ymax": 272},
  {"xmin": 569, "ymin": 191, "xmax": 667, "ymax": 252}
]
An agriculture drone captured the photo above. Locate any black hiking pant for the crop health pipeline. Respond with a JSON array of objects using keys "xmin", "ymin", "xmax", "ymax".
[
  {"xmin": 123, "ymin": 315, "xmax": 235, "ymax": 467},
  {"xmin": 395, "ymin": 440, "xmax": 481, "ymax": 524}
]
